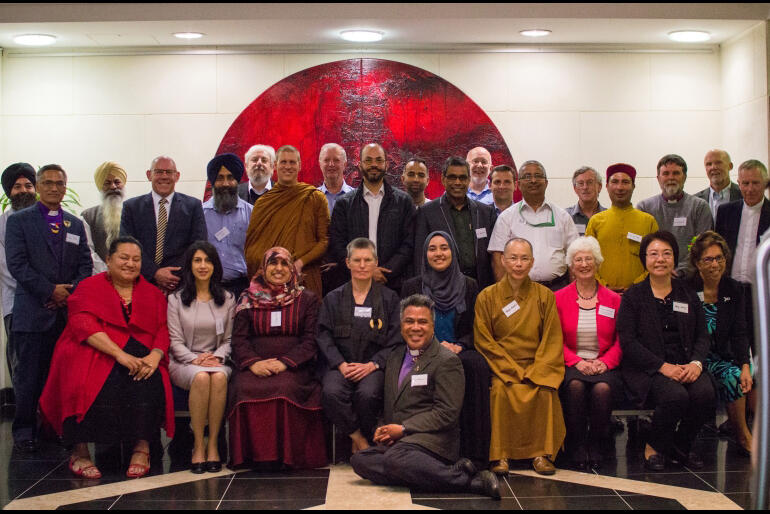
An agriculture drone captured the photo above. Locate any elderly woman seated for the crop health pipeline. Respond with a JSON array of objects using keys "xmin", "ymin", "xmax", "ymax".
[
  {"xmin": 687, "ymin": 230, "xmax": 753, "ymax": 455},
  {"xmin": 554, "ymin": 236, "xmax": 622, "ymax": 470},
  {"xmin": 40, "ymin": 236, "xmax": 175, "ymax": 479},
  {"xmin": 227, "ymin": 246, "xmax": 326, "ymax": 469},
  {"xmin": 617, "ymin": 231, "xmax": 715, "ymax": 471}
]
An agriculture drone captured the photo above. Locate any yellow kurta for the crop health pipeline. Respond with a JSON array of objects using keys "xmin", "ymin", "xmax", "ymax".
[
  {"xmin": 585, "ymin": 205, "xmax": 658, "ymax": 290},
  {"xmin": 474, "ymin": 276, "xmax": 565, "ymax": 460}
]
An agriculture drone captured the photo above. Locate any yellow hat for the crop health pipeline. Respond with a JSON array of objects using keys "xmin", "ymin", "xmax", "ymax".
[{"xmin": 94, "ymin": 161, "xmax": 127, "ymax": 189}]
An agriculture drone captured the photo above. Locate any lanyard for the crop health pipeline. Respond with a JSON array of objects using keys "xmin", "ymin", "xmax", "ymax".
[{"xmin": 519, "ymin": 202, "xmax": 554, "ymax": 227}]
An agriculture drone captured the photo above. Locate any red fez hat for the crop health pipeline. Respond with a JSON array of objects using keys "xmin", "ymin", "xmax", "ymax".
[{"xmin": 606, "ymin": 163, "xmax": 636, "ymax": 184}]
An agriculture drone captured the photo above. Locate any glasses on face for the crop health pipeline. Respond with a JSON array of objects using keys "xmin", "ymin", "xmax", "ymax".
[
  {"xmin": 575, "ymin": 180, "xmax": 596, "ymax": 188},
  {"xmin": 40, "ymin": 180, "xmax": 66, "ymax": 189},
  {"xmin": 503, "ymin": 255, "xmax": 532, "ymax": 264},
  {"xmin": 152, "ymin": 169, "xmax": 177, "ymax": 176},
  {"xmin": 573, "ymin": 256, "xmax": 595, "ymax": 265},
  {"xmin": 646, "ymin": 250, "xmax": 675, "ymax": 260},
  {"xmin": 520, "ymin": 174, "xmax": 546, "ymax": 182},
  {"xmin": 701, "ymin": 255, "xmax": 726, "ymax": 265},
  {"xmin": 363, "ymin": 157, "xmax": 386, "ymax": 165}
]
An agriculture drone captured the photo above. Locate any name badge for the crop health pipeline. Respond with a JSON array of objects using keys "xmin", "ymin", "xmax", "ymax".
[
  {"xmin": 673, "ymin": 301, "xmax": 689, "ymax": 314},
  {"xmin": 215, "ymin": 227, "xmax": 230, "ymax": 241},
  {"xmin": 270, "ymin": 311, "xmax": 282, "ymax": 327},
  {"xmin": 627, "ymin": 232, "xmax": 642, "ymax": 243},
  {"xmin": 475, "ymin": 228, "xmax": 487, "ymax": 239},
  {"xmin": 502, "ymin": 300, "xmax": 520, "ymax": 317},
  {"xmin": 66, "ymin": 233, "xmax": 80, "ymax": 245},
  {"xmin": 354, "ymin": 306, "xmax": 372, "ymax": 318},
  {"xmin": 411, "ymin": 374, "xmax": 428, "ymax": 387},
  {"xmin": 215, "ymin": 318, "xmax": 224, "ymax": 335},
  {"xmin": 598, "ymin": 305, "xmax": 615, "ymax": 318},
  {"xmin": 673, "ymin": 217, "xmax": 687, "ymax": 227},
  {"xmin": 575, "ymin": 224, "xmax": 586, "ymax": 234},
  {"xmin": 697, "ymin": 291, "xmax": 705, "ymax": 302}
]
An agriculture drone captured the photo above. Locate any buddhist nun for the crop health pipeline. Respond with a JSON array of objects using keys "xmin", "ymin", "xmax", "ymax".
[{"xmin": 474, "ymin": 237, "xmax": 565, "ymax": 476}]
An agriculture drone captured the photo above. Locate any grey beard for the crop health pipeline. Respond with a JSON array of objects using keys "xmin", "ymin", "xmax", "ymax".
[
  {"xmin": 99, "ymin": 192, "xmax": 124, "ymax": 248},
  {"xmin": 213, "ymin": 186, "xmax": 238, "ymax": 213},
  {"xmin": 663, "ymin": 184, "xmax": 682, "ymax": 198}
]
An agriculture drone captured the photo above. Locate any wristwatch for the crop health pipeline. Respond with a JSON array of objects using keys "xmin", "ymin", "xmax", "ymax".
[{"xmin": 690, "ymin": 360, "xmax": 702, "ymax": 370}]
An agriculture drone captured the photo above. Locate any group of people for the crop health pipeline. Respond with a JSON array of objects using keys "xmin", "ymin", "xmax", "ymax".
[{"xmin": 0, "ymin": 142, "xmax": 764, "ymax": 499}]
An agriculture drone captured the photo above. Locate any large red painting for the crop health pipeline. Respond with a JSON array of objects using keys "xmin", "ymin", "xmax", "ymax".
[{"xmin": 210, "ymin": 58, "xmax": 516, "ymax": 201}]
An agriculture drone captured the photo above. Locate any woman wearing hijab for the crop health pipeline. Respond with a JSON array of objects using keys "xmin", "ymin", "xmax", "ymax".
[
  {"xmin": 227, "ymin": 247, "xmax": 326, "ymax": 469},
  {"xmin": 401, "ymin": 231, "xmax": 491, "ymax": 469}
]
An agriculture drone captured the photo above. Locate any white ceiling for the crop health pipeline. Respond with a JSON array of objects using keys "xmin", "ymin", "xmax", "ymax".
[{"xmin": 0, "ymin": 3, "xmax": 767, "ymax": 51}]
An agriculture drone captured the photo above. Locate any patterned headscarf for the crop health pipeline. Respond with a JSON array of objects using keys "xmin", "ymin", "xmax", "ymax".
[{"xmin": 236, "ymin": 246, "xmax": 304, "ymax": 313}]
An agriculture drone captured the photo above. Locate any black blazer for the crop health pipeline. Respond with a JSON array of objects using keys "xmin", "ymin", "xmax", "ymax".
[
  {"xmin": 5, "ymin": 206, "xmax": 92, "ymax": 332},
  {"xmin": 328, "ymin": 181, "xmax": 416, "ymax": 290},
  {"xmin": 120, "ymin": 192, "xmax": 207, "ymax": 282},
  {"xmin": 412, "ymin": 194, "xmax": 497, "ymax": 289},
  {"xmin": 715, "ymin": 198, "xmax": 770, "ymax": 275},
  {"xmin": 694, "ymin": 182, "xmax": 742, "ymax": 205},
  {"xmin": 401, "ymin": 275, "xmax": 479, "ymax": 351},
  {"xmin": 237, "ymin": 180, "xmax": 271, "ymax": 205},
  {"xmin": 686, "ymin": 274, "xmax": 750, "ymax": 366},
  {"xmin": 617, "ymin": 277, "xmax": 710, "ymax": 407},
  {"xmin": 384, "ymin": 338, "xmax": 464, "ymax": 461}
]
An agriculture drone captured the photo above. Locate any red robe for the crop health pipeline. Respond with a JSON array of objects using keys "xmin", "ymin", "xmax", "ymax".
[{"xmin": 39, "ymin": 272, "xmax": 175, "ymax": 438}]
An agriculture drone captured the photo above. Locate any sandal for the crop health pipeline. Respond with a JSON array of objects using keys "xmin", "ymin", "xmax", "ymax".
[
  {"xmin": 126, "ymin": 450, "xmax": 150, "ymax": 479},
  {"xmin": 69, "ymin": 455, "xmax": 102, "ymax": 479}
]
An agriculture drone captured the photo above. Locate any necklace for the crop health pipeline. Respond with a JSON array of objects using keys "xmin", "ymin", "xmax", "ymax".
[{"xmin": 576, "ymin": 282, "xmax": 597, "ymax": 301}]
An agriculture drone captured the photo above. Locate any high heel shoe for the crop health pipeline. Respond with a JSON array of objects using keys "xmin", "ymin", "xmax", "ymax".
[
  {"xmin": 126, "ymin": 450, "xmax": 151, "ymax": 478},
  {"xmin": 69, "ymin": 456, "xmax": 102, "ymax": 479}
]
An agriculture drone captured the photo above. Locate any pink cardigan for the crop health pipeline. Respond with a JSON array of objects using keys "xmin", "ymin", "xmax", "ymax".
[{"xmin": 554, "ymin": 282, "xmax": 622, "ymax": 369}]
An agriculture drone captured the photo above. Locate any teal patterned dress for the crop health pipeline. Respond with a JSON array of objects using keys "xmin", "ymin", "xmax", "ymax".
[{"xmin": 702, "ymin": 301, "xmax": 751, "ymax": 403}]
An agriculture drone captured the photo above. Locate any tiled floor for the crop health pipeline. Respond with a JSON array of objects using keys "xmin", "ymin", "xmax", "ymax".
[{"xmin": 0, "ymin": 413, "xmax": 756, "ymax": 510}]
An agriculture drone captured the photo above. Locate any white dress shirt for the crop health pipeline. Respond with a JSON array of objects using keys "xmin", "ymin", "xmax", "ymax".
[
  {"xmin": 709, "ymin": 186, "xmax": 732, "ymax": 222},
  {"xmin": 151, "ymin": 190, "xmax": 175, "ymax": 224},
  {"xmin": 732, "ymin": 200, "xmax": 763, "ymax": 283},
  {"xmin": 363, "ymin": 184, "xmax": 385, "ymax": 246}
]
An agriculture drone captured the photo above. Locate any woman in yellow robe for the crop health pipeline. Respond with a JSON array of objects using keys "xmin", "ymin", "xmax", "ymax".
[{"xmin": 474, "ymin": 238, "xmax": 566, "ymax": 475}]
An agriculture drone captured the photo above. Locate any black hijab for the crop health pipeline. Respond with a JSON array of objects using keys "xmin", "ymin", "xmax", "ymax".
[{"xmin": 421, "ymin": 230, "xmax": 467, "ymax": 314}]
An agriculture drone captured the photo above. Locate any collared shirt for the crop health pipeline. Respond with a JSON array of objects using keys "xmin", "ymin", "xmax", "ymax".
[
  {"xmin": 732, "ymin": 200, "xmax": 763, "ymax": 283},
  {"xmin": 319, "ymin": 180, "xmax": 354, "ymax": 214},
  {"xmin": 249, "ymin": 179, "xmax": 272, "ymax": 204},
  {"xmin": 0, "ymin": 208, "xmax": 18, "ymax": 317},
  {"xmin": 202, "ymin": 197, "xmax": 253, "ymax": 281},
  {"xmin": 494, "ymin": 202, "xmax": 513, "ymax": 216},
  {"xmin": 363, "ymin": 184, "xmax": 385, "ymax": 245},
  {"xmin": 467, "ymin": 185, "xmax": 494, "ymax": 205},
  {"xmin": 565, "ymin": 202, "xmax": 606, "ymax": 235},
  {"xmin": 488, "ymin": 200, "xmax": 579, "ymax": 282},
  {"xmin": 709, "ymin": 185, "xmax": 733, "ymax": 222},
  {"xmin": 151, "ymin": 190, "xmax": 175, "ymax": 223}
]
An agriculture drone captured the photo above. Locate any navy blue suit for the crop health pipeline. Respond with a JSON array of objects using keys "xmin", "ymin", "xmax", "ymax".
[
  {"xmin": 5, "ymin": 204, "xmax": 92, "ymax": 442},
  {"xmin": 120, "ymin": 192, "xmax": 207, "ymax": 283}
]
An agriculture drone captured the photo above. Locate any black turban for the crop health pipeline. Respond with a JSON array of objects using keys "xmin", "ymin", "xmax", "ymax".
[
  {"xmin": 2, "ymin": 162, "xmax": 36, "ymax": 197},
  {"xmin": 207, "ymin": 153, "xmax": 244, "ymax": 185}
]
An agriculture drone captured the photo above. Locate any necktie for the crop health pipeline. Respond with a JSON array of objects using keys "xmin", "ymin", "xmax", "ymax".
[
  {"xmin": 397, "ymin": 351, "xmax": 415, "ymax": 388},
  {"xmin": 155, "ymin": 198, "xmax": 168, "ymax": 265}
]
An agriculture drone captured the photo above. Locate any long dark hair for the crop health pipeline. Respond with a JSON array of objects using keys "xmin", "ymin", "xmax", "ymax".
[{"xmin": 179, "ymin": 240, "xmax": 226, "ymax": 307}]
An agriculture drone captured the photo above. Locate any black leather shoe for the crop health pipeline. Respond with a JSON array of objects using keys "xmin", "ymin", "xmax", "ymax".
[
  {"xmin": 452, "ymin": 457, "xmax": 477, "ymax": 476},
  {"xmin": 670, "ymin": 448, "xmax": 704, "ymax": 470},
  {"xmin": 205, "ymin": 461, "xmax": 222, "ymax": 473},
  {"xmin": 190, "ymin": 462, "xmax": 206, "ymax": 474},
  {"xmin": 13, "ymin": 440, "xmax": 38, "ymax": 453},
  {"xmin": 470, "ymin": 470, "xmax": 501, "ymax": 500},
  {"xmin": 644, "ymin": 453, "xmax": 665, "ymax": 471}
]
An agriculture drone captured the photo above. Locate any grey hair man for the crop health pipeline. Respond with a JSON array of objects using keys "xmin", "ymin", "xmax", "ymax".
[
  {"xmin": 238, "ymin": 144, "xmax": 275, "ymax": 205},
  {"xmin": 695, "ymin": 149, "xmax": 742, "ymax": 222},
  {"xmin": 81, "ymin": 161, "xmax": 128, "ymax": 272},
  {"xmin": 565, "ymin": 166, "xmax": 605, "ymax": 236},
  {"xmin": 318, "ymin": 143, "xmax": 354, "ymax": 214}
]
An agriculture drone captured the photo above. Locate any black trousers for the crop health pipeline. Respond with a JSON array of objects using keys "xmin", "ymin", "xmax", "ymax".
[
  {"xmin": 351, "ymin": 442, "xmax": 472, "ymax": 492},
  {"xmin": 322, "ymin": 369, "xmax": 383, "ymax": 438},
  {"xmin": 457, "ymin": 350, "xmax": 491, "ymax": 466},
  {"xmin": 4, "ymin": 314, "xmax": 14, "ymax": 381},
  {"xmin": 647, "ymin": 372, "xmax": 715, "ymax": 455}
]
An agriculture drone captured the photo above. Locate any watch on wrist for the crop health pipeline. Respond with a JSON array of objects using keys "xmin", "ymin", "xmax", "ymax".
[{"xmin": 690, "ymin": 360, "xmax": 702, "ymax": 370}]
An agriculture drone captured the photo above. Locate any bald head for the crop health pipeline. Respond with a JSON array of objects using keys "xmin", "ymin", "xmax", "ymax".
[
  {"xmin": 466, "ymin": 147, "xmax": 493, "ymax": 191},
  {"xmin": 704, "ymin": 149, "xmax": 733, "ymax": 192}
]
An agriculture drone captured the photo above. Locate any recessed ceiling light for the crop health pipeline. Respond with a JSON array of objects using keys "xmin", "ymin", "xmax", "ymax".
[
  {"xmin": 340, "ymin": 30, "xmax": 383, "ymax": 43},
  {"xmin": 520, "ymin": 29, "xmax": 551, "ymax": 38},
  {"xmin": 14, "ymin": 34, "xmax": 57, "ymax": 46},
  {"xmin": 668, "ymin": 30, "xmax": 710, "ymax": 43},
  {"xmin": 173, "ymin": 32, "xmax": 204, "ymax": 39}
]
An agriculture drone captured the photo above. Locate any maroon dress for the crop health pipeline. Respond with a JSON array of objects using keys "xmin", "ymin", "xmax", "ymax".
[{"xmin": 227, "ymin": 290, "xmax": 327, "ymax": 469}]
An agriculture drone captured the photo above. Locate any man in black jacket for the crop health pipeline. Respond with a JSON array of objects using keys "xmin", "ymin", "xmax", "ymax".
[{"xmin": 329, "ymin": 143, "xmax": 416, "ymax": 292}]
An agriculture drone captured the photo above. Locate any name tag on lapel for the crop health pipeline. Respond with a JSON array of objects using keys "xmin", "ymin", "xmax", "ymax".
[
  {"xmin": 502, "ymin": 300, "xmax": 520, "ymax": 317},
  {"xmin": 673, "ymin": 301, "xmax": 689, "ymax": 314},
  {"xmin": 65, "ymin": 233, "xmax": 80, "ymax": 245},
  {"xmin": 598, "ymin": 305, "xmax": 615, "ymax": 318},
  {"xmin": 215, "ymin": 318, "xmax": 224, "ymax": 335},
  {"xmin": 411, "ymin": 374, "xmax": 428, "ymax": 387},
  {"xmin": 270, "ymin": 311, "xmax": 282, "ymax": 327},
  {"xmin": 697, "ymin": 291, "xmax": 705, "ymax": 302},
  {"xmin": 215, "ymin": 227, "xmax": 230, "ymax": 241},
  {"xmin": 354, "ymin": 306, "xmax": 372, "ymax": 318},
  {"xmin": 627, "ymin": 232, "xmax": 642, "ymax": 243},
  {"xmin": 475, "ymin": 228, "xmax": 487, "ymax": 239},
  {"xmin": 575, "ymin": 224, "xmax": 586, "ymax": 234},
  {"xmin": 673, "ymin": 217, "xmax": 687, "ymax": 227}
]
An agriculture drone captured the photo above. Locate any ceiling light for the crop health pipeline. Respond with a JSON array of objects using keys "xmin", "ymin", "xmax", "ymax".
[
  {"xmin": 520, "ymin": 29, "xmax": 551, "ymax": 38},
  {"xmin": 173, "ymin": 32, "xmax": 204, "ymax": 39},
  {"xmin": 340, "ymin": 30, "xmax": 383, "ymax": 43},
  {"xmin": 668, "ymin": 30, "xmax": 710, "ymax": 43},
  {"xmin": 14, "ymin": 34, "xmax": 57, "ymax": 46}
]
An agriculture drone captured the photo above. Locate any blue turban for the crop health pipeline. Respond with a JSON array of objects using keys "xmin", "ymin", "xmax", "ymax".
[
  {"xmin": 2, "ymin": 162, "xmax": 36, "ymax": 197},
  {"xmin": 207, "ymin": 153, "xmax": 244, "ymax": 185}
]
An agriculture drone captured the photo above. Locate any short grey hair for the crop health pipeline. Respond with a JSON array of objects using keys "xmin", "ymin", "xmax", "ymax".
[
  {"xmin": 319, "ymin": 143, "xmax": 347, "ymax": 162},
  {"xmin": 245, "ymin": 144, "xmax": 276, "ymax": 164},
  {"xmin": 518, "ymin": 160, "xmax": 547, "ymax": 179},
  {"xmin": 346, "ymin": 237, "xmax": 377, "ymax": 260},
  {"xmin": 37, "ymin": 164, "xmax": 67, "ymax": 182},
  {"xmin": 571, "ymin": 166, "xmax": 602, "ymax": 186},
  {"xmin": 738, "ymin": 159, "xmax": 768, "ymax": 182},
  {"xmin": 399, "ymin": 294, "xmax": 435, "ymax": 323},
  {"xmin": 566, "ymin": 235, "xmax": 604, "ymax": 268}
]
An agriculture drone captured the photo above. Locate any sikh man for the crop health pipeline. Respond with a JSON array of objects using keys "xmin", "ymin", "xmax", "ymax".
[
  {"xmin": 474, "ymin": 237, "xmax": 565, "ymax": 476},
  {"xmin": 565, "ymin": 166, "xmax": 605, "ymax": 236},
  {"xmin": 351, "ymin": 294, "xmax": 501, "ymax": 499},
  {"xmin": 466, "ymin": 146, "xmax": 494, "ymax": 205},
  {"xmin": 318, "ymin": 143, "xmax": 354, "ymax": 214},
  {"xmin": 244, "ymin": 145, "xmax": 330, "ymax": 297},
  {"xmin": 402, "ymin": 157, "xmax": 430, "ymax": 207},
  {"xmin": 490, "ymin": 165, "xmax": 516, "ymax": 215},
  {"xmin": 238, "ymin": 144, "xmax": 275, "ymax": 205},
  {"xmin": 695, "ymin": 149, "xmax": 742, "ymax": 222},
  {"xmin": 81, "ymin": 161, "xmax": 127, "ymax": 272},
  {"xmin": 203, "ymin": 153, "xmax": 253, "ymax": 299}
]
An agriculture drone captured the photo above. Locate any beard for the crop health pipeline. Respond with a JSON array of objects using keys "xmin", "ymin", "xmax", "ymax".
[
  {"xmin": 10, "ymin": 192, "xmax": 37, "ymax": 211},
  {"xmin": 213, "ymin": 185, "xmax": 238, "ymax": 213},
  {"xmin": 662, "ymin": 183, "xmax": 682, "ymax": 198},
  {"xmin": 99, "ymin": 189, "xmax": 125, "ymax": 248}
]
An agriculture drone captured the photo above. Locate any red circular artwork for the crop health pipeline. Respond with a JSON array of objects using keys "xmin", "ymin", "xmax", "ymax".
[{"xmin": 210, "ymin": 58, "xmax": 517, "ymax": 201}]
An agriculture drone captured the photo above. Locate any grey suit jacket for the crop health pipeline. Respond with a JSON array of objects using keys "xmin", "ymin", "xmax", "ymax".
[
  {"xmin": 694, "ymin": 182, "xmax": 742, "ymax": 204},
  {"xmin": 384, "ymin": 338, "xmax": 464, "ymax": 461}
]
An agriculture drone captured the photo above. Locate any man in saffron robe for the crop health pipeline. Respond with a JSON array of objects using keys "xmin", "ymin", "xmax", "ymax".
[
  {"xmin": 474, "ymin": 237, "xmax": 565, "ymax": 476},
  {"xmin": 244, "ymin": 145, "xmax": 330, "ymax": 297}
]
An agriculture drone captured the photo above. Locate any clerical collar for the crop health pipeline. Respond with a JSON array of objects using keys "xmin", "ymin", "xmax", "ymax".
[
  {"xmin": 663, "ymin": 191, "xmax": 684, "ymax": 203},
  {"xmin": 408, "ymin": 348, "xmax": 425, "ymax": 357}
]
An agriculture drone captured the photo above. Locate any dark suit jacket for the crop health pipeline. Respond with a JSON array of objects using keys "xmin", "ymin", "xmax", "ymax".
[
  {"xmin": 5, "ymin": 205, "xmax": 92, "ymax": 332},
  {"xmin": 120, "ymin": 192, "xmax": 207, "ymax": 283},
  {"xmin": 617, "ymin": 277, "xmax": 710, "ymax": 407},
  {"xmin": 412, "ymin": 195, "xmax": 497, "ymax": 289},
  {"xmin": 694, "ymin": 182, "xmax": 742, "ymax": 205},
  {"xmin": 384, "ymin": 338, "xmax": 464, "ymax": 461},
  {"xmin": 400, "ymin": 275, "xmax": 479, "ymax": 350},
  {"xmin": 237, "ymin": 180, "xmax": 271, "ymax": 206},
  {"xmin": 329, "ymin": 181, "xmax": 416, "ymax": 290},
  {"xmin": 714, "ymin": 198, "xmax": 770, "ymax": 275}
]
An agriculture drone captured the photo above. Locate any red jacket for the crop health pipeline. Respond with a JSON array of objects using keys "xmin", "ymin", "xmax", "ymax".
[{"xmin": 554, "ymin": 281, "xmax": 622, "ymax": 369}]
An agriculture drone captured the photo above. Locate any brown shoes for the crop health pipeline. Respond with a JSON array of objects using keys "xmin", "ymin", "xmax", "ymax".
[
  {"xmin": 532, "ymin": 456, "xmax": 555, "ymax": 475},
  {"xmin": 490, "ymin": 459, "xmax": 509, "ymax": 475}
]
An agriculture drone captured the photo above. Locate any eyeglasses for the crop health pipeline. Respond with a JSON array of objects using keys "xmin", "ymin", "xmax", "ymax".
[
  {"xmin": 575, "ymin": 180, "xmax": 597, "ymax": 188},
  {"xmin": 40, "ymin": 180, "xmax": 66, "ymax": 188},
  {"xmin": 519, "ymin": 174, "xmax": 546, "ymax": 182},
  {"xmin": 151, "ymin": 169, "xmax": 177, "ymax": 176},
  {"xmin": 503, "ymin": 255, "xmax": 532, "ymax": 264},
  {"xmin": 362, "ymin": 157, "xmax": 386, "ymax": 165},
  {"xmin": 646, "ymin": 250, "xmax": 675, "ymax": 259},
  {"xmin": 701, "ymin": 255, "xmax": 726, "ymax": 265}
]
